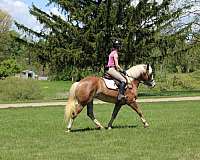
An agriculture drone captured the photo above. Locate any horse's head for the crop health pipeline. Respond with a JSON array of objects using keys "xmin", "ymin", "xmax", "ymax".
[
  {"xmin": 141, "ymin": 64, "xmax": 156, "ymax": 88},
  {"xmin": 126, "ymin": 64, "xmax": 156, "ymax": 88}
]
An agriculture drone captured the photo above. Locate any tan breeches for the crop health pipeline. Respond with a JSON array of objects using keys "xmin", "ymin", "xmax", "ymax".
[{"xmin": 107, "ymin": 68, "xmax": 126, "ymax": 82}]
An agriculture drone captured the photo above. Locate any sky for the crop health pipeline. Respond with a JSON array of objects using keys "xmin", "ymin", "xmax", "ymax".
[
  {"xmin": 0, "ymin": 0, "xmax": 60, "ymax": 31},
  {"xmin": 0, "ymin": 0, "xmax": 199, "ymax": 33}
]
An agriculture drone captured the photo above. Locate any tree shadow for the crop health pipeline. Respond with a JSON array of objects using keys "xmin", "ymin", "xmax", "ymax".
[{"xmin": 69, "ymin": 125, "xmax": 138, "ymax": 133}]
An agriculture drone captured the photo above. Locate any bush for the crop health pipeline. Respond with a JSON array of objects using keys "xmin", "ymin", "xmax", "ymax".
[
  {"xmin": 0, "ymin": 59, "xmax": 22, "ymax": 78},
  {"xmin": 0, "ymin": 77, "xmax": 43, "ymax": 101},
  {"xmin": 154, "ymin": 73, "xmax": 195, "ymax": 92},
  {"xmin": 49, "ymin": 66, "xmax": 104, "ymax": 81}
]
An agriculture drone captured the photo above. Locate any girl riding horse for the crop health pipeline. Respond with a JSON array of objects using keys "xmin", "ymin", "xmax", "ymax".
[
  {"xmin": 106, "ymin": 40, "xmax": 127, "ymax": 101},
  {"xmin": 65, "ymin": 64, "xmax": 155, "ymax": 132}
]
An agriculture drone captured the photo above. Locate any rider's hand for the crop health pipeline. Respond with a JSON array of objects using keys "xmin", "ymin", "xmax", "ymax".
[{"xmin": 122, "ymin": 70, "xmax": 127, "ymax": 75}]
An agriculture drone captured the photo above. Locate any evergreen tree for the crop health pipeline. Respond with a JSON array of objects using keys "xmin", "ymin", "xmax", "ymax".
[{"xmin": 15, "ymin": 0, "xmax": 195, "ymax": 79}]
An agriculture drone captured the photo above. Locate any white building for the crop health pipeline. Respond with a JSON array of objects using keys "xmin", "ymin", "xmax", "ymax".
[{"xmin": 20, "ymin": 70, "xmax": 36, "ymax": 79}]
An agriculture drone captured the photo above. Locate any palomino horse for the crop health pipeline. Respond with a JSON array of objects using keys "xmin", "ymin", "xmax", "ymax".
[{"xmin": 65, "ymin": 64, "xmax": 155, "ymax": 132}]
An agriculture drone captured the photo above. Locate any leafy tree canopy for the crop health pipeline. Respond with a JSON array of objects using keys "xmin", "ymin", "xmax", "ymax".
[{"xmin": 15, "ymin": 0, "xmax": 198, "ymax": 79}]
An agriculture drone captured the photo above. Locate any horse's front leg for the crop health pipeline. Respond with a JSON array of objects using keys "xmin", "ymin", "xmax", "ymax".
[
  {"xmin": 128, "ymin": 101, "xmax": 149, "ymax": 128},
  {"xmin": 108, "ymin": 102, "xmax": 122, "ymax": 129}
]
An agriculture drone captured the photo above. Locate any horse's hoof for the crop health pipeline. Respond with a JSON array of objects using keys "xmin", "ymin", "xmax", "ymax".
[
  {"xmin": 144, "ymin": 123, "xmax": 149, "ymax": 128},
  {"xmin": 108, "ymin": 127, "xmax": 112, "ymax": 130},
  {"xmin": 96, "ymin": 126, "xmax": 102, "ymax": 130},
  {"xmin": 96, "ymin": 125, "xmax": 104, "ymax": 130},
  {"xmin": 100, "ymin": 125, "xmax": 105, "ymax": 129},
  {"xmin": 65, "ymin": 129, "xmax": 71, "ymax": 133}
]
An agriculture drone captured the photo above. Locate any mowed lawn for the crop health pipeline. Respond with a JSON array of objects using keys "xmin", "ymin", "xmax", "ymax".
[{"xmin": 0, "ymin": 101, "xmax": 200, "ymax": 160}]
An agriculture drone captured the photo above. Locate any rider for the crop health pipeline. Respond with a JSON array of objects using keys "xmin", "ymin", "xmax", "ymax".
[{"xmin": 106, "ymin": 40, "xmax": 127, "ymax": 101}]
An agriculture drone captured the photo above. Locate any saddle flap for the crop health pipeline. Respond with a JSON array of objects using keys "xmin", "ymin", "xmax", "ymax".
[
  {"xmin": 103, "ymin": 78, "xmax": 118, "ymax": 90},
  {"xmin": 103, "ymin": 77, "xmax": 132, "ymax": 90}
]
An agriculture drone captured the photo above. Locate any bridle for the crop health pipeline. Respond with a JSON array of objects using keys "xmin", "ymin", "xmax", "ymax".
[
  {"xmin": 126, "ymin": 71, "xmax": 155, "ymax": 86},
  {"xmin": 126, "ymin": 74, "xmax": 140, "ymax": 82}
]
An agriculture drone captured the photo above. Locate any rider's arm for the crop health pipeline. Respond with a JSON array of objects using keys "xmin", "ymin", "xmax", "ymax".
[{"xmin": 113, "ymin": 53, "xmax": 123, "ymax": 72}]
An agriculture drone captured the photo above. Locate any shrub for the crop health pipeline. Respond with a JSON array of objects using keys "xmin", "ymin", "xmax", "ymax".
[
  {"xmin": 49, "ymin": 66, "xmax": 104, "ymax": 81},
  {"xmin": 0, "ymin": 77, "xmax": 43, "ymax": 101},
  {"xmin": 0, "ymin": 59, "xmax": 22, "ymax": 78},
  {"xmin": 154, "ymin": 73, "xmax": 195, "ymax": 92}
]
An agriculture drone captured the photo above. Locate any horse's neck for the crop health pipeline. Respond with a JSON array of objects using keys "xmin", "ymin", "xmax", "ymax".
[
  {"xmin": 131, "ymin": 79, "xmax": 140, "ymax": 88},
  {"xmin": 127, "ymin": 65, "xmax": 145, "ymax": 79}
]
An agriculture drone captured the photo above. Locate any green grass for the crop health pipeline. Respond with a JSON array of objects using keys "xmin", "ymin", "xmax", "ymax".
[
  {"xmin": 37, "ymin": 80, "xmax": 72, "ymax": 100},
  {"xmin": 0, "ymin": 101, "xmax": 200, "ymax": 160},
  {"xmin": 0, "ymin": 80, "xmax": 72, "ymax": 103}
]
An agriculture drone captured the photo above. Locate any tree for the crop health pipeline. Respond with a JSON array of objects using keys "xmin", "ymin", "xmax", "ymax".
[
  {"xmin": 0, "ymin": 10, "xmax": 24, "ymax": 62},
  {"xmin": 0, "ymin": 59, "xmax": 21, "ymax": 78},
  {"xmin": 0, "ymin": 10, "xmax": 37, "ymax": 77},
  {"xmin": 15, "ymin": 0, "xmax": 197, "ymax": 80},
  {"xmin": 0, "ymin": 9, "xmax": 12, "ymax": 61},
  {"xmin": 0, "ymin": 9, "xmax": 12, "ymax": 33}
]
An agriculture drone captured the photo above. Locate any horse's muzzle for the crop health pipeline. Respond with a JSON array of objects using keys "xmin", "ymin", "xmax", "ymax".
[{"xmin": 144, "ymin": 80, "xmax": 156, "ymax": 88}]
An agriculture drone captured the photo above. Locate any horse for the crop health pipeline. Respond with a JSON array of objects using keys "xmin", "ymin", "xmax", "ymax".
[{"xmin": 65, "ymin": 64, "xmax": 155, "ymax": 132}]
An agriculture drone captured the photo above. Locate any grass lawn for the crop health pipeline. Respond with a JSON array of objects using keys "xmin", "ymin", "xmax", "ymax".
[
  {"xmin": 37, "ymin": 80, "xmax": 72, "ymax": 100},
  {"xmin": 0, "ymin": 80, "xmax": 72, "ymax": 103},
  {"xmin": 0, "ymin": 101, "xmax": 200, "ymax": 160}
]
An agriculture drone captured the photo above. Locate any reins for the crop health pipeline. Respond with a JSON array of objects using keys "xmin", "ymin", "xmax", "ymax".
[
  {"xmin": 126, "ymin": 71, "xmax": 154, "ymax": 85},
  {"xmin": 126, "ymin": 73, "xmax": 141, "ymax": 83}
]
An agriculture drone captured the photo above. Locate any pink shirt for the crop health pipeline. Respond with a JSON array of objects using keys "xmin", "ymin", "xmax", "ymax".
[{"xmin": 107, "ymin": 50, "xmax": 118, "ymax": 67}]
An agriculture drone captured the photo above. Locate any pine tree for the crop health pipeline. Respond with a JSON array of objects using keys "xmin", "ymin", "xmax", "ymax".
[{"xmin": 15, "ymin": 0, "xmax": 194, "ymax": 79}]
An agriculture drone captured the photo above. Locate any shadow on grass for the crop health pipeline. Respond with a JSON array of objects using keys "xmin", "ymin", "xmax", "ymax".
[
  {"xmin": 70, "ymin": 125, "xmax": 138, "ymax": 133},
  {"xmin": 112, "ymin": 125, "xmax": 138, "ymax": 129}
]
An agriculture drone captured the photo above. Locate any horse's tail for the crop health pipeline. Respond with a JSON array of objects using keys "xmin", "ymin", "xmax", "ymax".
[{"xmin": 65, "ymin": 82, "xmax": 79, "ymax": 123}]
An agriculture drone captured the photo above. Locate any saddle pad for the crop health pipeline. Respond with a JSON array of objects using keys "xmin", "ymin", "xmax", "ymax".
[{"xmin": 103, "ymin": 78, "xmax": 118, "ymax": 90}]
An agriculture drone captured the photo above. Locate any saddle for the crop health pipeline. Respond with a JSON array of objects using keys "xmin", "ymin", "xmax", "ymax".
[{"xmin": 103, "ymin": 72, "xmax": 128, "ymax": 90}]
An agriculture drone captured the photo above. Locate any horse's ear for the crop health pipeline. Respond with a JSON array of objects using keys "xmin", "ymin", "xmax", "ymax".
[{"xmin": 146, "ymin": 64, "xmax": 150, "ymax": 71}]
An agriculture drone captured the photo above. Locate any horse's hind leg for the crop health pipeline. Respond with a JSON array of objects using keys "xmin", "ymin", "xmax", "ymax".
[
  {"xmin": 87, "ymin": 101, "xmax": 104, "ymax": 129},
  {"xmin": 66, "ymin": 118, "xmax": 74, "ymax": 132},
  {"xmin": 66, "ymin": 103, "xmax": 84, "ymax": 132},
  {"xmin": 128, "ymin": 101, "xmax": 149, "ymax": 128}
]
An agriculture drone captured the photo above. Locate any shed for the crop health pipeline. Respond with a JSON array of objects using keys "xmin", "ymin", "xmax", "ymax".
[{"xmin": 20, "ymin": 70, "xmax": 36, "ymax": 79}]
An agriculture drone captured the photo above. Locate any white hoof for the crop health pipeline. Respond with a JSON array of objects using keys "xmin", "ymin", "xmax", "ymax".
[
  {"xmin": 65, "ymin": 129, "xmax": 71, "ymax": 133},
  {"xmin": 97, "ymin": 124, "xmax": 104, "ymax": 129},
  {"xmin": 96, "ymin": 126, "xmax": 104, "ymax": 130},
  {"xmin": 144, "ymin": 123, "xmax": 149, "ymax": 128},
  {"xmin": 108, "ymin": 127, "xmax": 112, "ymax": 130}
]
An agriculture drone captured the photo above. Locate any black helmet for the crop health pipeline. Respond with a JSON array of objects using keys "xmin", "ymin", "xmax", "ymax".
[{"xmin": 113, "ymin": 40, "xmax": 121, "ymax": 49}]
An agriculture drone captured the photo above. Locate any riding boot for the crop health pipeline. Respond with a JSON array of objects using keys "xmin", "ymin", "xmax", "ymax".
[{"xmin": 118, "ymin": 81, "xmax": 126, "ymax": 101}]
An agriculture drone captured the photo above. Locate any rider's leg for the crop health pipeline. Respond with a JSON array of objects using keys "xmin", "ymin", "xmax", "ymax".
[
  {"xmin": 107, "ymin": 68, "xmax": 126, "ymax": 100},
  {"xmin": 118, "ymin": 81, "xmax": 126, "ymax": 101}
]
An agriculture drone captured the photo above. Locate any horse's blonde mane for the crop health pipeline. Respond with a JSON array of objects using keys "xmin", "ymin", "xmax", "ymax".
[{"xmin": 126, "ymin": 64, "xmax": 152, "ymax": 79}]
